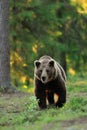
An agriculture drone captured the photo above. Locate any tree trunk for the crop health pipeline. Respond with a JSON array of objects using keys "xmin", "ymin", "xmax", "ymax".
[{"xmin": 0, "ymin": 0, "xmax": 15, "ymax": 93}]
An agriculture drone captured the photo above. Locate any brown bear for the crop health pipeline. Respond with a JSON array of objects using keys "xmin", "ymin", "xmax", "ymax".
[{"xmin": 34, "ymin": 55, "xmax": 66, "ymax": 109}]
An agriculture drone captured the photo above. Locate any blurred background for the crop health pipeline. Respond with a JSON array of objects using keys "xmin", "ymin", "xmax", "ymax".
[{"xmin": 10, "ymin": 0, "xmax": 87, "ymax": 90}]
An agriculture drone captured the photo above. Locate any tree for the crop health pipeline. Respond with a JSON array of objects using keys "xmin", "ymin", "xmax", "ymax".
[{"xmin": 0, "ymin": 0, "xmax": 15, "ymax": 92}]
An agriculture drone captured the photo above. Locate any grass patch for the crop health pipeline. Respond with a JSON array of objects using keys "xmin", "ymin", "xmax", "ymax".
[{"xmin": 0, "ymin": 76, "xmax": 87, "ymax": 130}]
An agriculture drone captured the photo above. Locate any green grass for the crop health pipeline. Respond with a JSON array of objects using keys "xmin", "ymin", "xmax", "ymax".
[{"xmin": 0, "ymin": 76, "xmax": 87, "ymax": 130}]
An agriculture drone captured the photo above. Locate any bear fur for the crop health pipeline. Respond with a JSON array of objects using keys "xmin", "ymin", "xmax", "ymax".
[{"xmin": 34, "ymin": 55, "xmax": 66, "ymax": 109}]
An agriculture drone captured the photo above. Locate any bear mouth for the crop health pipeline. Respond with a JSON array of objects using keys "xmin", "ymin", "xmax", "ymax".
[
  {"xmin": 41, "ymin": 78, "xmax": 47, "ymax": 84},
  {"xmin": 41, "ymin": 78, "xmax": 52, "ymax": 84},
  {"xmin": 41, "ymin": 80, "xmax": 47, "ymax": 84},
  {"xmin": 41, "ymin": 79, "xmax": 47, "ymax": 84}
]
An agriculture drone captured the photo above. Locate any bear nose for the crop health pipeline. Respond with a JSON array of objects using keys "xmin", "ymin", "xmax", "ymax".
[{"xmin": 42, "ymin": 76, "xmax": 46, "ymax": 81}]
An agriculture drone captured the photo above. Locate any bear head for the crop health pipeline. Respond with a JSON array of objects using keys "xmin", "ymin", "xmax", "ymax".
[{"xmin": 34, "ymin": 58, "xmax": 57, "ymax": 84}]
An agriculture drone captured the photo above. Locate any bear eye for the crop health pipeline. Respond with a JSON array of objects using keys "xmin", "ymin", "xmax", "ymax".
[{"xmin": 46, "ymin": 69, "xmax": 50, "ymax": 73}]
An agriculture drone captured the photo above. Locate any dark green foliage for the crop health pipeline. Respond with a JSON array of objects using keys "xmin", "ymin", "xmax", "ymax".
[{"xmin": 10, "ymin": 0, "xmax": 87, "ymax": 85}]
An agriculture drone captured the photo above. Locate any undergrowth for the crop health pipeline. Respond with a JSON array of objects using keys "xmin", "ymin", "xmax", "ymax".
[{"xmin": 0, "ymin": 76, "xmax": 87, "ymax": 130}]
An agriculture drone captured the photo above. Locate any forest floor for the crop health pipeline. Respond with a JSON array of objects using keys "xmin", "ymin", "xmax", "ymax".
[{"xmin": 0, "ymin": 76, "xmax": 87, "ymax": 130}]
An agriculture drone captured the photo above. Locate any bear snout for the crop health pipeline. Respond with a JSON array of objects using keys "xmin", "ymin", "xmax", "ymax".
[
  {"xmin": 41, "ymin": 76, "xmax": 46, "ymax": 82},
  {"xmin": 41, "ymin": 76, "xmax": 48, "ymax": 84}
]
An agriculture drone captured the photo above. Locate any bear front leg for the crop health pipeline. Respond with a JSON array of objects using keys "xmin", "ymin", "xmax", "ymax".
[
  {"xmin": 55, "ymin": 86, "xmax": 66, "ymax": 108},
  {"xmin": 55, "ymin": 79, "xmax": 66, "ymax": 108},
  {"xmin": 47, "ymin": 92, "xmax": 54, "ymax": 105},
  {"xmin": 55, "ymin": 98, "xmax": 66, "ymax": 108},
  {"xmin": 35, "ymin": 88, "xmax": 47, "ymax": 109},
  {"xmin": 55, "ymin": 94, "xmax": 66, "ymax": 108}
]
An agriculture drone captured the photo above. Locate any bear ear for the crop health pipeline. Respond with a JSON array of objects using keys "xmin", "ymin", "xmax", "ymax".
[
  {"xmin": 34, "ymin": 60, "xmax": 41, "ymax": 68},
  {"xmin": 49, "ymin": 60, "xmax": 54, "ymax": 67}
]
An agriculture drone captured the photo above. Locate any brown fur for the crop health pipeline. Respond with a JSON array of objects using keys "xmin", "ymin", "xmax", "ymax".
[{"xmin": 34, "ymin": 55, "xmax": 66, "ymax": 109}]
